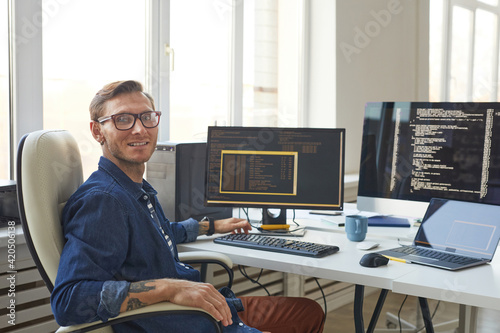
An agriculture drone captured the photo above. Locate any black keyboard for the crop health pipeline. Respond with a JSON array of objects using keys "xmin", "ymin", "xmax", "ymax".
[
  {"xmin": 214, "ymin": 233, "xmax": 339, "ymax": 258},
  {"xmin": 392, "ymin": 246, "xmax": 483, "ymax": 265}
]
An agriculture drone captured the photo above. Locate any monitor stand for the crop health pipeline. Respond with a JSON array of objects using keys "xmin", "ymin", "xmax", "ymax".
[{"xmin": 262, "ymin": 208, "xmax": 287, "ymax": 225}]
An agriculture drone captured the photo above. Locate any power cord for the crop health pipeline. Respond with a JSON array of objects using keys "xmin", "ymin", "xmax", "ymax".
[
  {"xmin": 396, "ymin": 296, "xmax": 441, "ymax": 333},
  {"xmin": 291, "ymin": 209, "xmax": 300, "ymax": 226},
  {"xmin": 238, "ymin": 265, "xmax": 270, "ymax": 296},
  {"xmin": 241, "ymin": 208, "xmax": 260, "ymax": 229},
  {"xmin": 313, "ymin": 277, "xmax": 327, "ymax": 333},
  {"xmin": 397, "ymin": 238, "xmax": 413, "ymax": 247},
  {"xmin": 397, "ymin": 295, "xmax": 408, "ymax": 333}
]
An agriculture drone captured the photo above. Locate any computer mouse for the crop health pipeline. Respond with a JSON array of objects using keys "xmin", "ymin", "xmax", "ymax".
[
  {"xmin": 359, "ymin": 253, "xmax": 389, "ymax": 268},
  {"xmin": 356, "ymin": 241, "xmax": 380, "ymax": 251}
]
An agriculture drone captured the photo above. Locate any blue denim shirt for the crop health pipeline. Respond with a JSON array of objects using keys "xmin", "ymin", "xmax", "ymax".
[{"xmin": 51, "ymin": 157, "xmax": 203, "ymax": 330}]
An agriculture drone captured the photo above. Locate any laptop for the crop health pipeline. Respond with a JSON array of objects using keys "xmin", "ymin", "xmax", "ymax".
[{"xmin": 377, "ymin": 198, "xmax": 500, "ymax": 271}]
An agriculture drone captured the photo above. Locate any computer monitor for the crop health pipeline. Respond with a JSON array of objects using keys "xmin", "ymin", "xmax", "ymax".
[
  {"xmin": 205, "ymin": 126, "xmax": 345, "ymax": 224},
  {"xmin": 357, "ymin": 102, "xmax": 500, "ymax": 219}
]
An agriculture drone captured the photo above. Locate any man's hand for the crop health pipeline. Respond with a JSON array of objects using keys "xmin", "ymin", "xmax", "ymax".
[
  {"xmin": 120, "ymin": 279, "xmax": 233, "ymax": 327},
  {"xmin": 214, "ymin": 217, "xmax": 252, "ymax": 234},
  {"xmin": 166, "ymin": 280, "xmax": 233, "ymax": 327}
]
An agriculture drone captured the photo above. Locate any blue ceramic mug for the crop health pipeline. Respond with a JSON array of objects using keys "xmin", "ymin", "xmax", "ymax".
[{"xmin": 345, "ymin": 215, "xmax": 368, "ymax": 242}]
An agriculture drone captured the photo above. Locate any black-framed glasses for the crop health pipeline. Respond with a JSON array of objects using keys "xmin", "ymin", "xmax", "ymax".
[{"xmin": 97, "ymin": 111, "xmax": 162, "ymax": 131}]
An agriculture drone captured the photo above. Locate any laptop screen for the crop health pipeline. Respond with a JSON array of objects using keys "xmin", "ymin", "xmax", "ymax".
[{"xmin": 414, "ymin": 198, "xmax": 500, "ymax": 260}]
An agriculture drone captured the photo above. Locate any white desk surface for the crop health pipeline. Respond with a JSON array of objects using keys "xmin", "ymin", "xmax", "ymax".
[
  {"xmin": 179, "ymin": 207, "xmax": 500, "ymax": 313},
  {"xmin": 392, "ymin": 257, "xmax": 500, "ymax": 311},
  {"xmin": 234, "ymin": 203, "xmax": 420, "ymax": 242},
  {"xmin": 178, "ymin": 226, "xmax": 417, "ymax": 291}
]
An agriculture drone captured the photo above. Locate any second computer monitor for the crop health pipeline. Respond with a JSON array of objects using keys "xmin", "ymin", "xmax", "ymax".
[
  {"xmin": 358, "ymin": 102, "xmax": 500, "ymax": 218},
  {"xmin": 205, "ymin": 126, "xmax": 345, "ymax": 224}
]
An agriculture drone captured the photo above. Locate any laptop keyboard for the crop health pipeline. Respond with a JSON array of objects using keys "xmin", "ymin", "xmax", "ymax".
[{"xmin": 392, "ymin": 246, "xmax": 483, "ymax": 265}]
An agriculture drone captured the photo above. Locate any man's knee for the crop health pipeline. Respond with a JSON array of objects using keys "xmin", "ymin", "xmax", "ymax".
[
  {"xmin": 239, "ymin": 296, "xmax": 325, "ymax": 332},
  {"xmin": 302, "ymin": 297, "xmax": 324, "ymax": 313}
]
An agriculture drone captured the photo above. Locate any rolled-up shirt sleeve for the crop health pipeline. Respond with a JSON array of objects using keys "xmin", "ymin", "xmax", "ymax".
[
  {"xmin": 98, "ymin": 281, "xmax": 131, "ymax": 320},
  {"xmin": 178, "ymin": 218, "xmax": 200, "ymax": 243}
]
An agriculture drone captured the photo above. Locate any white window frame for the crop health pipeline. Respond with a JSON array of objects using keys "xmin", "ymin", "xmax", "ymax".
[
  {"xmin": 146, "ymin": 0, "xmax": 170, "ymax": 142},
  {"xmin": 10, "ymin": 0, "xmax": 44, "ymax": 177},
  {"xmin": 438, "ymin": 0, "xmax": 500, "ymax": 101},
  {"xmin": 147, "ymin": 0, "xmax": 245, "ymax": 142}
]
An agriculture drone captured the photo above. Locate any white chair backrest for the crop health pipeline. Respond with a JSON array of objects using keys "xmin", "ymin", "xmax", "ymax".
[{"xmin": 17, "ymin": 129, "xmax": 83, "ymax": 291}]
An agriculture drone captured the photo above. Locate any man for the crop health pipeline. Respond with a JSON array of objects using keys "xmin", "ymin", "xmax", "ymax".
[{"xmin": 51, "ymin": 80, "xmax": 325, "ymax": 332}]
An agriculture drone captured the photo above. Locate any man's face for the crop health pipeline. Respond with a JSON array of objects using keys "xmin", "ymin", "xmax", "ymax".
[{"xmin": 94, "ymin": 92, "xmax": 159, "ymax": 173}]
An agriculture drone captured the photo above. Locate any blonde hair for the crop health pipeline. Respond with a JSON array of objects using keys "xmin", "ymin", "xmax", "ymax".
[{"xmin": 89, "ymin": 80, "xmax": 155, "ymax": 121}]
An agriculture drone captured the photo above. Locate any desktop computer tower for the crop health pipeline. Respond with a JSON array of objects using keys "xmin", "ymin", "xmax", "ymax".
[{"xmin": 146, "ymin": 142, "xmax": 232, "ymax": 222}]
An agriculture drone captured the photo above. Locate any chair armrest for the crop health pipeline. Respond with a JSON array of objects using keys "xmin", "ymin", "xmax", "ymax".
[
  {"xmin": 55, "ymin": 252, "xmax": 232, "ymax": 333},
  {"xmin": 178, "ymin": 251, "xmax": 233, "ymax": 268},
  {"xmin": 56, "ymin": 302, "xmax": 222, "ymax": 333},
  {"xmin": 179, "ymin": 251, "xmax": 234, "ymax": 289}
]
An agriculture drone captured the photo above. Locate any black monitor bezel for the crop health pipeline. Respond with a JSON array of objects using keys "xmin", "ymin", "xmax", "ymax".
[{"xmin": 204, "ymin": 126, "xmax": 345, "ymax": 211}]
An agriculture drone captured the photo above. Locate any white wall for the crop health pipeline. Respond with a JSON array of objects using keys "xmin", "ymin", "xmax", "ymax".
[{"xmin": 307, "ymin": 0, "xmax": 429, "ymax": 174}]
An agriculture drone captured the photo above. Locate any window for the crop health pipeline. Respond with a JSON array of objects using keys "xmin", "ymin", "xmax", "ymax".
[
  {"xmin": 430, "ymin": 0, "xmax": 500, "ymax": 101},
  {"xmin": 0, "ymin": 0, "xmax": 9, "ymax": 179},
  {"xmin": 42, "ymin": 0, "xmax": 146, "ymax": 178},
  {"xmin": 168, "ymin": 0, "xmax": 304, "ymax": 141},
  {"xmin": 242, "ymin": 0, "xmax": 303, "ymax": 128},
  {"xmin": 168, "ymin": 0, "xmax": 231, "ymax": 141},
  {"xmin": 8, "ymin": 0, "xmax": 306, "ymax": 179},
  {"xmin": 242, "ymin": 0, "xmax": 280, "ymax": 127}
]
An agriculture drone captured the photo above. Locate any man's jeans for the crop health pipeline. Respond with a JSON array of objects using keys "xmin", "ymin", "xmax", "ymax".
[{"xmin": 220, "ymin": 287, "xmax": 262, "ymax": 333}]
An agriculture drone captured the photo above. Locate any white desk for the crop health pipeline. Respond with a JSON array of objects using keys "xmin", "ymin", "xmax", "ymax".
[
  {"xmin": 243, "ymin": 203, "xmax": 421, "ymax": 242},
  {"xmin": 178, "ymin": 211, "xmax": 500, "ymax": 333},
  {"xmin": 392, "ymin": 257, "xmax": 500, "ymax": 311},
  {"xmin": 391, "ymin": 255, "xmax": 500, "ymax": 332},
  {"xmin": 179, "ymin": 228, "xmax": 417, "ymax": 291}
]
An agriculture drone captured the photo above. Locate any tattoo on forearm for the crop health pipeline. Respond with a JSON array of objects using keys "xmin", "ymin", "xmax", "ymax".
[
  {"xmin": 126, "ymin": 298, "xmax": 148, "ymax": 311},
  {"xmin": 123, "ymin": 281, "xmax": 155, "ymax": 312},
  {"xmin": 129, "ymin": 280, "xmax": 156, "ymax": 293}
]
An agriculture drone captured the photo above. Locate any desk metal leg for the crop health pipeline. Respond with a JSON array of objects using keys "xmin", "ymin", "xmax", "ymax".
[
  {"xmin": 418, "ymin": 297, "xmax": 435, "ymax": 333},
  {"xmin": 355, "ymin": 287, "xmax": 438, "ymax": 333},
  {"xmin": 355, "ymin": 285, "xmax": 389, "ymax": 333},
  {"xmin": 367, "ymin": 289, "xmax": 388, "ymax": 333},
  {"xmin": 355, "ymin": 285, "xmax": 365, "ymax": 333}
]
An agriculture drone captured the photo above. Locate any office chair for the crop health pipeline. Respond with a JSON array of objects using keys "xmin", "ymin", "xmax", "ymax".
[{"xmin": 17, "ymin": 129, "xmax": 233, "ymax": 333}]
